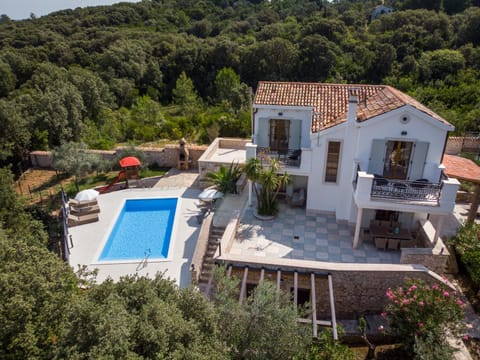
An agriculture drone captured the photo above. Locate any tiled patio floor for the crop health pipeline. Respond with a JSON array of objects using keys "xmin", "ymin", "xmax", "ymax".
[{"xmin": 232, "ymin": 203, "xmax": 401, "ymax": 264}]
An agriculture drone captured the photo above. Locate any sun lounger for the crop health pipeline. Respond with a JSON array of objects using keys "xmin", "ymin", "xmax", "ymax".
[
  {"xmin": 68, "ymin": 213, "xmax": 99, "ymax": 227},
  {"xmin": 69, "ymin": 204, "xmax": 100, "ymax": 215},
  {"xmin": 69, "ymin": 198, "xmax": 98, "ymax": 207},
  {"xmin": 291, "ymin": 188, "xmax": 305, "ymax": 207}
]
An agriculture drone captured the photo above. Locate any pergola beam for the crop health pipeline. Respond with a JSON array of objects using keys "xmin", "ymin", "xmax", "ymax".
[
  {"xmin": 311, "ymin": 273, "xmax": 317, "ymax": 338},
  {"xmin": 239, "ymin": 267, "xmax": 248, "ymax": 304}
]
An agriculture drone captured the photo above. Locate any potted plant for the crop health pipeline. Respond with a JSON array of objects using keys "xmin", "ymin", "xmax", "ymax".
[{"xmin": 245, "ymin": 157, "xmax": 290, "ymax": 218}]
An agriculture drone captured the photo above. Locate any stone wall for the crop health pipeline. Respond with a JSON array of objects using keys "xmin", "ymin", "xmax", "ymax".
[
  {"xmin": 446, "ymin": 136, "xmax": 480, "ymax": 155},
  {"xmin": 229, "ymin": 266, "xmax": 440, "ymax": 318},
  {"xmin": 30, "ymin": 144, "xmax": 208, "ymax": 169}
]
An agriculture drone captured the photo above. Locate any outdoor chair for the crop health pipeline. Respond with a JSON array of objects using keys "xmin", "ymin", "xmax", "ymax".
[
  {"xmin": 287, "ymin": 149, "xmax": 301, "ymax": 166},
  {"xmin": 387, "ymin": 238, "xmax": 400, "ymax": 250},
  {"xmin": 411, "ymin": 178, "xmax": 429, "ymax": 189},
  {"xmin": 373, "ymin": 174, "xmax": 388, "ymax": 186},
  {"xmin": 374, "ymin": 237, "xmax": 387, "ymax": 250},
  {"xmin": 290, "ymin": 188, "xmax": 305, "ymax": 207}
]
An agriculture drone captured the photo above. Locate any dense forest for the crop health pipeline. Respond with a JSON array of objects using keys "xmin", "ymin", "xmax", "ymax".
[{"xmin": 0, "ymin": 0, "xmax": 479, "ymax": 173}]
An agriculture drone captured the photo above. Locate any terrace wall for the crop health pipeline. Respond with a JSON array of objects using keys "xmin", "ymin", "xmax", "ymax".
[
  {"xmin": 228, "ymin": 265, "xmax": 444, "ymax": 318},
  {"xmin": 30, "ymin": 144, "xmax": 208, "ymax": 169}
]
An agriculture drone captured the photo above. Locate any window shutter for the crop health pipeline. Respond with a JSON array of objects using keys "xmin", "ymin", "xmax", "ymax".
[
  {"xmin": 368, "ymin": 139, "xmax": 386, "ymax": 175},
  {"xmin": 408, "ymin": 141, "xmax": 429, "ymax": 180}
]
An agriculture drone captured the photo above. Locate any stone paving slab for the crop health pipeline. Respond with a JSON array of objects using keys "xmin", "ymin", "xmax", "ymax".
[{"xmin": 234, "ymin": 203, "xmax": 401, "ymax": 264}]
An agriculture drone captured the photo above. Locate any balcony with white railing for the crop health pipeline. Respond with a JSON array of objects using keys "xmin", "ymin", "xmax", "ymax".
[
  {"xmin": 246, "ymin": 143, "xmax": 311, "ymax": 173},
  {"xmin": 353, "ymin": 169, "xmax": 459, "ymax": 214}
]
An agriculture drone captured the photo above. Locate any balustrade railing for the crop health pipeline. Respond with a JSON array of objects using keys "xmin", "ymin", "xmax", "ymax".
[
  {"xmin": 370, "ymin": 177, "xmax": 442, "ymax": 203},
  {"xmin": 256, "ymin": 147, "xmax": 301, "ymax": 167}
]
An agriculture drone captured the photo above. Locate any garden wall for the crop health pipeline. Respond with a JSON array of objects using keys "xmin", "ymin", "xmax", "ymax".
[
  {"xmin": 30, "ymin": 144, "xmax": 208, "ymax": 169},
  {"xmin": 226, "ymin": 263, "xmax": 444, "ymax": 319},
  {"xmin": 446, "ymin": 136, "xmax": 480, "ymax": 155}
]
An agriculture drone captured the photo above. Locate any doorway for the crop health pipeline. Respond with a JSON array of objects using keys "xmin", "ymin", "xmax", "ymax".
[
  {"xmin": 383, "ymin": 141, "xmax": 413, "ymax": 179},
  {"xmin": 269, "ymin": 119, "xmax": 290, "ymax": 152}
]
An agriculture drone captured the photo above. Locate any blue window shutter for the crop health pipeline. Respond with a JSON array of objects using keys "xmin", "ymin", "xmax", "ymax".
[
  {"xmin": 408, "ymin": 141, "xmax": 429, "ymax": 180},
  {"xmin": 368, "ymin": 139, "xmax": 386, "ymax": 175}
]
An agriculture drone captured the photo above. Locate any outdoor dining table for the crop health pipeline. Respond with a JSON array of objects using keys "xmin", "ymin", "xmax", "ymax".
[{"xmin": 369, "ymin": 225, "xmax": 413, "ymax": 241}]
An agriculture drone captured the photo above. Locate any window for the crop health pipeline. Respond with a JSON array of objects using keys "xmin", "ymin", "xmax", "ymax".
[
  {"xmin": 325, "ymin": 141, "xmax": 341, "ymax": 183},
  {"xmin": 383, "ymin": 141, "xmax": 413, "ymax": 180},
  {"xmin": 269, "ymin": 119, "xmax": 290, "ymax": 151}
]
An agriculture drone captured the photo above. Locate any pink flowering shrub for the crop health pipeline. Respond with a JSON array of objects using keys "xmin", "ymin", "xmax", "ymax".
[{"xmin": 383, "ymin": 279, "xmax": 464, "ymax": 359}]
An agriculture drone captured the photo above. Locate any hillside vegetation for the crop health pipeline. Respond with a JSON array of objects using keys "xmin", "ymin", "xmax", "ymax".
[{"xmin": 0, "ymin": 0, "xmax": 479, "ymax": 172}]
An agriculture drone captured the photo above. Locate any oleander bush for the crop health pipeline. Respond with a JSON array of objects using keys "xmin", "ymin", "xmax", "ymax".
[{"xmin": 383, "ymin": 279, "xmax": 465, "ymax": 359}]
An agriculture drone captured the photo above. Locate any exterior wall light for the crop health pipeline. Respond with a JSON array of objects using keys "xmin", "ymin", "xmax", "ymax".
[
  {"xmin": 278, "ymin": 112, "xmax": 283, "ymax": 116},
  {"xmin": 401, "ymin": 131, "xmax": 408, "ymax": 136}
]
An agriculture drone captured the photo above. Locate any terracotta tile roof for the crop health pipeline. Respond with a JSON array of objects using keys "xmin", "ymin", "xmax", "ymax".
[
  {"xmin": 443, "ymin": 154, "xmax": 480, "ymax": 183},
  {"xmin": 253, "ymin": 82, "xmax": 451, "ymax": 132}
]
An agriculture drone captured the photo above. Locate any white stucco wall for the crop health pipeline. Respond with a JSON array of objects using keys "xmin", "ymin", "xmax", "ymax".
[
  {"xmin": 306, "ymin": 105, "xmax": 453, "ymax": 222},
  {"xmin": 253, "ymin": 106, "xmax": 313, "ymax": 149}
]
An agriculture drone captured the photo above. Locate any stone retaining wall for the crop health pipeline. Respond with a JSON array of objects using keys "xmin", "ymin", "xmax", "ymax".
[
  {"xmin": 228, "ymin": 265, "xmax": 440, "ymax": 318},
  {"xmin": 30, "ymin": 144, "xmax": 208, "ymax": 169},
  {"xmin": 446, "ymin": 136, "xmax": 480, "ymax": 155}
]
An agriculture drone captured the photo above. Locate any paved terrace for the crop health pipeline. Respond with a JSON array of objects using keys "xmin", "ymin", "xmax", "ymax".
[{"xmin": 232, "ymin": 203, "xmax": 401, "ymax": 264}]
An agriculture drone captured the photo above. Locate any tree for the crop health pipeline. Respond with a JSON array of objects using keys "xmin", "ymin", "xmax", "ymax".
[
  {"xmin": 0, "ymin": 99, "xmax": 30, "ymax": 165},
  {"xmin": 418, "ymin": 49, "xmax": 465, "ymax": 81},
  {"xmin": 214, "ymin": 67, "xmax": 250, "ymax": 111},
  {"xmin": 212, "ymin": 267, "xmax": 313, "ymax": 359},
  {"xmin": 56, "ymin": 274, "xmax": 226, "ymax": 359},
  {"xmin": 0, "ymin": 60, "xmax": 16, "ymax": 97},
  {"xmin": 0, "ymin": 228, "xmax": 77, "ymax": 359},
  {"xmin": 172, "ymin": 71, "xmax": 201, "ymax": 114},
  {"xmin": 245, "ymin": 157, "xmax": 291, "ymax": 216},
  {"xmin": 0, "ymin": 167, "xmax": 48, "ymax": 245},
  {"xmin": 51, "ymin": 142, "xmax": 102, "ymax": 192},
  {"xmin": 298, "ymin": 35, "xmax": 338, "ymax": 81}
]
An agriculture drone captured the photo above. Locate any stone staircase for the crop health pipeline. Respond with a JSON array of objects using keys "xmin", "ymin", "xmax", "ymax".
[{"xmin": 197, "ymin": 225, "xmax": 225, "ymax": 295}]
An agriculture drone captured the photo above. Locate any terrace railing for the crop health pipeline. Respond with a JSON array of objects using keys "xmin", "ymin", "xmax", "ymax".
[
  {"xmin": 256, "ymin": 147, "xmax": 301, "ymax": 168},
  {"xmin": 370, "ymin": 177, "xmax": 442, "ymax": 204}
]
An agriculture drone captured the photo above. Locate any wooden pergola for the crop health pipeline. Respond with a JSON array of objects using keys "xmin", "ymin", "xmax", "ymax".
[
  {"xmin": 443, "ymin": 154, "xmax": 480, "ymax": 223},
  {"xmin": 205, "ymin": 264, "xmax": 338, "ymax": 340}
]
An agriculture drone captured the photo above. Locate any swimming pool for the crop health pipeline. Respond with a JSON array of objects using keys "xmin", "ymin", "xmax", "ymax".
[{"xmin": 98, "ymin": 198, "xmax": 177, "ymax": 261}]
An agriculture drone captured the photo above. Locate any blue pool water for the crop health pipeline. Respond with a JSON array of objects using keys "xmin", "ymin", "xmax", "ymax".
[{"xmin": 99, "ymin": 198, "xmax": 177, "ymax": 261}]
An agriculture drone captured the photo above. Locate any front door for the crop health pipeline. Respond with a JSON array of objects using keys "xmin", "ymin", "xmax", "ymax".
[
  {"xmin": 269, "ymin": 119, "xmax": 290, "ymax": 152},
  {"xmin": 383, "ymin": 141, "xmax": 413, "ymax": 180}
]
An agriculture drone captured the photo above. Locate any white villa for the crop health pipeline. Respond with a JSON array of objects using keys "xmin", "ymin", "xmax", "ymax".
[
  {"xmin": 247, "ymin": 82, "xmax": 459, "ymax": 249},
  {"xmin": 196, "ymin": 81, "xmax": 461, "ymax": 323}
]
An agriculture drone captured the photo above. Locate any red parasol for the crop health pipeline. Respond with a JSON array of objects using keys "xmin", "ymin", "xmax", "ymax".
[{"xmin": 119, "ymin": 156, "xmax": 141, "ymax": 168}]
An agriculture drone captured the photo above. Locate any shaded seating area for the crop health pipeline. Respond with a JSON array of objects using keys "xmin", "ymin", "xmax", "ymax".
[
  {"xmin": 67, "ymin": 191, "xmax": 100, "ymax": 226},
  {"xmin": 370, "ymin": 220, "xmax": 414, "ymax": 250}
]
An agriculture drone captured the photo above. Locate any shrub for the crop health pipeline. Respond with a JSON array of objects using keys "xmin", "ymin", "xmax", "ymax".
[
  {"xmin": 206, "ymin": 162, "xmax": 242, "ymax": 194},
  {"xmin": 449, "ymin": 222, "xmax": 480, "ymax": 287},
  {"xmin": 383, "ymin": 279, "xmax": 465, "ymax": 359}
]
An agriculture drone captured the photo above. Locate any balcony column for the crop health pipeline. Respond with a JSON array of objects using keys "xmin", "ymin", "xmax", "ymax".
[
  {"xmin": 433, "ymin": 215, "xmax": 445, "ymax": 246},
  {"xmin": 246, "ymin": 143, "xmax": 257, "ymax": 207},
  {"xmin": 353, "ymin": 207, "xmax": 363, "ymax": 249}
]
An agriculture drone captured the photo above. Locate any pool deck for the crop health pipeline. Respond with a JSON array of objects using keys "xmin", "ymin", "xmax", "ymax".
[{"xmin": 68, "ymin": 169, "xmax": 203, "ymax": 286}]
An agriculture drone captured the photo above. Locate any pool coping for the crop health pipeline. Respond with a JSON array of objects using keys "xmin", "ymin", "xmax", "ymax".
[{"xmin": 68, "ymin": 187, "xmax": 202, "ymax": 286}]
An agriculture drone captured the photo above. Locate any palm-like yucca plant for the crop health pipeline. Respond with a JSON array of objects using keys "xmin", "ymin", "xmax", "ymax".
[
  {"xmin": 206, "ymin": 162, "xmax": 242, "ymax": 194},
  {"xmin": 245, "ymin": 157, "xmax": 291, "ymax": 216}
]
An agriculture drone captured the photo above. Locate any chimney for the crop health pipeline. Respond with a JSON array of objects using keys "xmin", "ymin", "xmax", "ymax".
[{"xmin": 347, "ymin": 87, "xmax": 359, "ymax": 125}]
